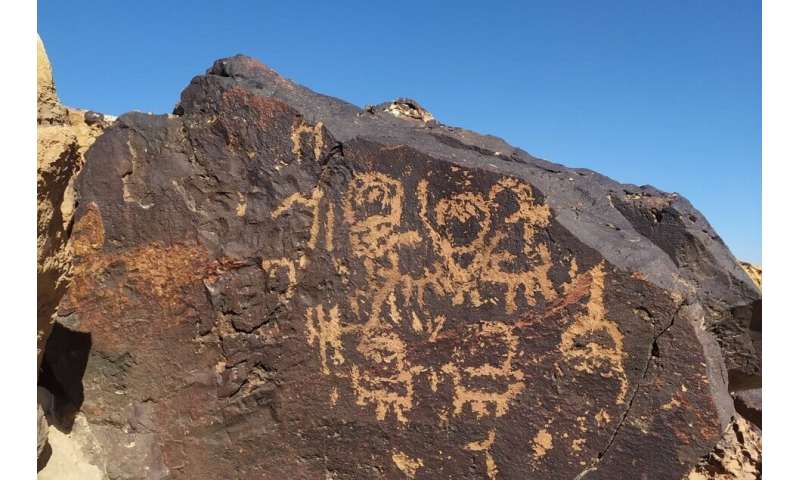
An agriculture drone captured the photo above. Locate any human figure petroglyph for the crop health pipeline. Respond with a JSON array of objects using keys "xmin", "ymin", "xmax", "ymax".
[
  {"xmin": 417, "ymin": 179, "xmax": 493, "ymax": 308},
  {"xmin": 342, "ymin": 172, "xmax": 432, "ymax": 422},
  {"xmin": 485, "ymin": 177, "xmax": 556, "ymax": 313},
  {"xmin": 343, "ymin": 171, "xmax": 420, "ymax": 260},
  {"xmin": 305, "ymin": 304, "xmax": 345, "ymax": 375},
  {"xmin": 290, "ymin": 119, "xmax": 325, "ymax": 161},
  {"xmin": 350, "ymin": 329, "xmax": 423, "ymax": 423},
  {"xmin": 559, "ymin": 263, "xmax": 629, "ymax": 404},
  {"xmin": 441, "ymin": 321, "xmax": 525, "ymax": 418}
]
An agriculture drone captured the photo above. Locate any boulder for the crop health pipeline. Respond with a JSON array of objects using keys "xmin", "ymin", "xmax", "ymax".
[{"xmin": 45, "ymin": 54, "xmax": 761, "ymax": 479}]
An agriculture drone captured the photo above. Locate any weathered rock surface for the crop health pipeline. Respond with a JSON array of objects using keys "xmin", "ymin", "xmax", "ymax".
[
  {"xmin": 37, "ymin": 36, "xmax": 112, "ymax": 367},
  {"xmin": 739, "ymin": 262, "xmax": 761, "ymax": 291},
  {"xmin": 685, "ymin": 414, "xmax": 761, "ymax": 480},
  {"xmin": 40, "ymin": 53, "xmax": 762, "ymax": 479}
]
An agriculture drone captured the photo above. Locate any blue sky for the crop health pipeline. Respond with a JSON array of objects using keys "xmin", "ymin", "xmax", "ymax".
[{"xmin": 38, "ymin": 1, "xmax": 761, "ymax": 262}]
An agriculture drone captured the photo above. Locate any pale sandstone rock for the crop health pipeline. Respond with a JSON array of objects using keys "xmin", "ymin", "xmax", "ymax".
[
  {"xmin": 685, "ymin": 415, "xmax": 761, "ymax": 480},
  {"xmin": 739, "ymin": 262, "xmax": 762, "ymax": 291},
  {"xmin": 37, "ymin": 35, "xmax": 110, "ymax": 367}
]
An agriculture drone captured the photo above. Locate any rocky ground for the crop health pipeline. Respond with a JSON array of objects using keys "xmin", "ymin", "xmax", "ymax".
[{"xmin": 37, "ymin": 40, "xmax": 761, "ymax": 479}]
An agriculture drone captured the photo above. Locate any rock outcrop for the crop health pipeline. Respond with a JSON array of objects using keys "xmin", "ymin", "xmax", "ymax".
[
  {"xmin": 37, "ymin": 35, "xmax": 113, "ymax": 472},
  {"xmin": 685, "ymin": 414, "xmax": 762, "ymax": 480},
  {"xmin": 38, "ymin": 51, "xmax": 762, "ymax": 479},
  {"xmin": 37, "ymin": 36, "xmax": 112, "ymax": 367},
  {"xmin": 739, "ymin": 262, "xmax": 761, "ymax": 291}
]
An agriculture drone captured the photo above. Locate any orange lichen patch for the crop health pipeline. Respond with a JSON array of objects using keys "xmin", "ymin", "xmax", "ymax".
[
  {"xmin": 531, "ymin": 429, "xmax": 553, "ymax": 461},
  {"xmin": 392, "ymin": 450, "xmax": 424, "ymax": 478},
  {"xmin": 559, "ymin": 263, "xmax": 629, "ymax": 404},
  {"xmin": 465, "ymin": 429, "xmax": 498, "ymax": 480},
  {"xmin": 70, "ymin": 204, "xmax": 105, "ymax": 257},
  {"xmin": 305, "ymin": 305, "xmax": 345, "ymax": 375},
  {"xmin": 442, "ymin": 322, "xmax": 525, "ymax": 418},
  {"xmin": 351, "ymin": 329, "xmax": 423, "ymax": 424},
  {"xmin": 220, "ymin": 86, "xmax": 293, "ymax": 130},
  {"xmin": 61, "ymin": 235, "xmax": 213, "ymax": 348}
]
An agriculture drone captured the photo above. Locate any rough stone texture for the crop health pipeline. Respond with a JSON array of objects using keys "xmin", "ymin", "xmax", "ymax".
[
  {"xmin": 684, "ymin": 414, "xmax": 761, "ymax": 480},
  {"xmin": 37, "ymin": 36, "xmax": 112, "ymax": 367},
  {"xmin": 738, "ymin": 262, "xmax": 761, "ymax": 291},
  {"xmin": 731, "ymin": 389, "xmax": 761, "ymax": 429},
  {"xmin": 38, "ymin": 415, "xmax": 105, "ymax": 480},
  {"xmin": 42, "ymin": 54, "xmax": 762, "ymax": 479},
  {"xmin": 38, "ymin": 404, "xmax": 49, "ymax": 460}
]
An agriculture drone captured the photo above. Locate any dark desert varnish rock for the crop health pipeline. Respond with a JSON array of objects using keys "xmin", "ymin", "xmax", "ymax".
[{"xmin": 50, "ymin": 55, "xmax": 760, "ymax": 479}]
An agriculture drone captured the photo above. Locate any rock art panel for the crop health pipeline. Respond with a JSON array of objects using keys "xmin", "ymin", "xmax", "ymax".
[{"xmin": 45, "ymin": 56, "xmax": 754, "ymax": 479}]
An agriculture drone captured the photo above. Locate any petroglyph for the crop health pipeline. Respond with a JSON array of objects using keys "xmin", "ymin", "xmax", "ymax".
[
  {"xmin": 266, "ymin": 167, "xmax": 631, "ymax": 477},
  {"xmin": 290, "ymin": 119, "xmax": 325, "ymax": 160},
  {"xmin": 305, "ymin": 305, "xmax": 344, "ymax": 375},
  {"xmin": 261, "ymin": 258, "xmax": 297, "ymax": 301},
  {"xmin": 417, "ymin": 175, "xmax": 557, "ymax": 313},
  {"xmin": 344, "ymin": 172, "xmax": 420, "ymax": 259},
  {"xmin": 559, "ymin": 263, "xmax": 629, "ymax": 404},
  {"xmin": 392, "ymin": 450, "xmax": 424, "ymax": 478},
  {"xmin": 465, "ymin": 429, "xmax": 499, "ymax": 480},
  {"xmin": 485, "ymin": 177, "xmax": 556, "ymax": 313},
  {"xmin": 442, "ymin": 321, "xmax": 525, "ymax": 418},
  {"xmin": 350, "ymin": 329, "xmax": 423, "ymax": 423}
]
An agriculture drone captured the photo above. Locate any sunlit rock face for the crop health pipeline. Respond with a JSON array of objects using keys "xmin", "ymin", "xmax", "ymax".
[
  {"xmin": 37, "ymin": 35, "xmax": 112, "ymax": 367},
  {"xmin": 44, "ymin": 54, "xmax": 760, "ymax": 479}
]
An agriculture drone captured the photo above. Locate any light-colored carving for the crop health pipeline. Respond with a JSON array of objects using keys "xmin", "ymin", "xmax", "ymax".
[
  {"xmin": 236, "ymin": 192, "xmax": 247, "ymax": 217},
  {"xmin": 344, "ymin": 172, "xmax": 420, "ymax": 259},
  {"xmin": 465, "ymin": 429, "xmax": 498, "ymax": 480},
  {"xmin": 266, "ymin": 169, "xmax": 631, "ymax": 478},
  {"xmin": 291, "ymin": 120, "xmax": 324, "ymax": 160},
  {"xmin": 595, "ymin": 408, "xmax": 611, "ymax": 426},
  {"xmin": 442, "ymin": 322, "xmax": 524, "ymax": 418},
  {"xmin": 351, "ymin": 330, "xmax": 423, "ymax": 423},
  {"xmin": 305, "ymin": 305, "xmax": 344, "ymax": 375},
  {"xmin": 417, "ymin": 175, "xmax": 556, "ymax": 313},
  {"xmin": 261, "ymin": 258, "xmax": 297, "ymax": 301},
  {"xmin": 484, "ymin": 177, "xmax": 556, "ymax": 313},
  {"xmin": 271, "ymin": 186, "xmax": 325, "ymax": 252},
  {"xmin": 559, "ymin": 263, "xmax": 628, "ymax": 404},
  {"xmin": 417, "ymin": 179, "xmax": 492, "ymax": 308}
]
